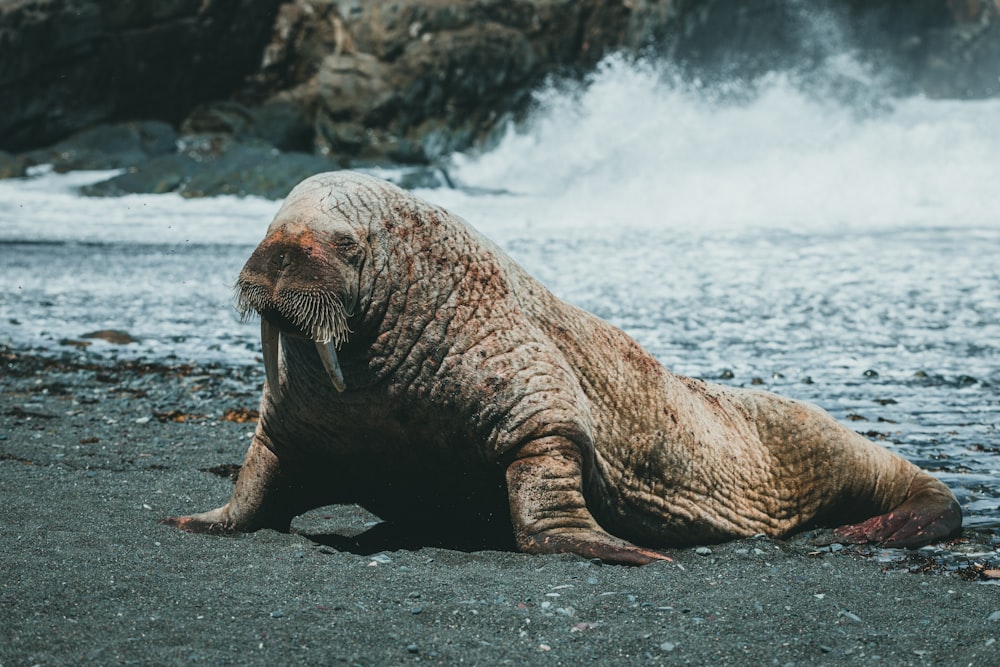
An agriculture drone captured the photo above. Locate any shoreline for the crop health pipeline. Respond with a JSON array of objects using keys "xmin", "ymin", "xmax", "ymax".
[{"xmin": 2, "ymin": 344, "xmax": 998, "ymax": 665}]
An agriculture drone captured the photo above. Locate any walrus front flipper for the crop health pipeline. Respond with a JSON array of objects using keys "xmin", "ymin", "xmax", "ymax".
[
  {"xmin": 834, "ymin": 474, "xmax": 962, "ymax": 547},
  {"xmin": 505, "ymin": 437, "xmax": 671, "ymax": 566},
  {"xmin": 161, "ymin": 429, "xmax": 306, "ymax": 534}
]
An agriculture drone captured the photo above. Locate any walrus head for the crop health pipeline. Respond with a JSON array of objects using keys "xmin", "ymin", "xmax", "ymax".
[{"xmin": 235, "ymin": 174, "xmax": 375, "ymax": 395}]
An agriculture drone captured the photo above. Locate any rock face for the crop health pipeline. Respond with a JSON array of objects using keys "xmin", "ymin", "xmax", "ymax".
[
  {"xmin": 0, "ymin": 0, "xmax": 283, "ymax": 152},
  {"xmin": 248, "ymin": 0, "xmax": 683, "ymax": 162},
  {"xmin": 1, "ymin": 0, "xmax": 997, "ymax": 197}
]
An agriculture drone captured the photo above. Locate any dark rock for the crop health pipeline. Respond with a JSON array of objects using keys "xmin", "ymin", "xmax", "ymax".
[
  {"xmin": 180, "ymin": 102, "xmax": 256, "ymax": 139},
  {"xmin": 178, "ymin": 145, "xmax": 334, "ymax": 199},
  {"xmin": 80, "ymin": 153, "xmax": 192, "ymax": 197},
  {"xmin": 179, "ymin": 99, "xmax": 313, "ymax": 152},
  {"xmin": 0, "ymin": 150, "xmax": 28, "ymax": 179},
  {"xmin": 0, "ymin": 0, "xmax": 283, "ymax": 152},
  {"xmin": 81, "ymin": 140, "xmax": 334, "ymax": 200},
  {"xmin": 22, "ymin": 121, "xmax": 177, "ymax": 172}
]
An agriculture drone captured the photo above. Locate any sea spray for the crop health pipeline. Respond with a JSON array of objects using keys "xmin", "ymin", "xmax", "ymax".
[{"xmin": 435, "ymin": 55, "xmax": 1000, "ymax": 234}]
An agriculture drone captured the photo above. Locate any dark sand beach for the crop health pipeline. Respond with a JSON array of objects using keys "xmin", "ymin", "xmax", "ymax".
[{"xmin": 2, "ymin": 347, "xmax": 998, "ymax": 666}]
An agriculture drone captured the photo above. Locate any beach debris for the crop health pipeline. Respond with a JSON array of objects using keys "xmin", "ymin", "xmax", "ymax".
[
  {"xmin": 368, "ymin": 553, "xmax": 392, "ymax": 565},
  {"xmin": 222, "ymin": 407, "xmax": 259, "ymax": 423},
  {"xmin": 201, "ymin": 463, "xmax": 241, "ymax": 480},
  {"xmin": 570, "ymin": 622, "xmax": 599, "ymax": 632},
  {"xmin": 82, "ymin": 329, "xmax": 138, "ymax": 345},
  {"xmin": 153, "ymin": 409, "xmax": 207, "ymax": 423}
]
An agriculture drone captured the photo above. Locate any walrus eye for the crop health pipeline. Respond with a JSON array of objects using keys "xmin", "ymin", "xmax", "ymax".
[{"xmin": 334, "ymin": 236, "xmax": 363, "ymax": 263}]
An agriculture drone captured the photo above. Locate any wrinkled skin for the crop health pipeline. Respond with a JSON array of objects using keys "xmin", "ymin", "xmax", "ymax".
[{"xmin": 163, "ymin": 171, "xmax": 962, "ymax": 564}]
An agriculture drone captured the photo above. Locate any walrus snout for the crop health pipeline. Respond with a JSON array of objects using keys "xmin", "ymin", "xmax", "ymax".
[
  {"xmin": 237, "ymin": 237, "xmax": 353, "ymax": 342},
  {"xmin": 236, "ymin": 236, "xmax": 352, "ymax": 395}
]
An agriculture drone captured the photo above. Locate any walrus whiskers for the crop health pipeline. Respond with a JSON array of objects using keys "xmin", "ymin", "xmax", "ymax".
[{"xmin": 236, "ymin": 283, "xmax": 351, "ymax": 394}]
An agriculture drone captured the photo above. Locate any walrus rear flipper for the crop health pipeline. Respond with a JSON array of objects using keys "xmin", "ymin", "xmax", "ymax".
[{"xmin": 834, "ymin": 473, "xmax": 962, "ymax": 547}]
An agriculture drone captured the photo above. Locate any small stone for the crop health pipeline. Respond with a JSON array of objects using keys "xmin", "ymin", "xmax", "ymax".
[
  {"xmin": 820, "ymin": 645, "xmax": 833, "ymax": 653},
  {"xmin": 270, "ymin": 610, "xmax": 284, "ymax": 618},
  {"xmin": 660, "ymin": 641, "xmax": 676, "ymax": 652},
  {"xmin": 406, "ymin": 644, "xmax": 419, "ymax": 654},
  {"xmin": 987, "ymin": 610, "xmax": 1000, "ymax": 622},
  {"xmin": 410, "ymin": 606, "xmax": 423, "ymax": 614},
  {"xmin": 695, "ymin": 547, "xmax": 712, "ymax": 556},
  {"xmin": 840, "ymin": 610, "xmax": 862, "ymax": 623}
]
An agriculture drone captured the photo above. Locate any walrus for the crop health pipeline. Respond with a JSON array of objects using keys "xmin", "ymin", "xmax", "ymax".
[{"xmin": 162, "ymin": 171, "xmax": 962, "ymax": 564}]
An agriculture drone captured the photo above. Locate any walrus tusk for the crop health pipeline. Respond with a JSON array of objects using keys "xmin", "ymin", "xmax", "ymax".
[
  {"xmin": 261, "ymin": 318, "xmax": 281, "ymax": 397},
  {"xmin": 316, "ymin": 340, "xmax": 347, "ymax": 392}
]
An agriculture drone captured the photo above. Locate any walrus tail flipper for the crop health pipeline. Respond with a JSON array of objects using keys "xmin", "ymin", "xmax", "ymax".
[
  {"xmin": 505, "ymin": 437, "xmax": 672, "ymax": 566},
  {"xmin": 834, "ymin": 473, "xmax": 962, "ymax": 547}
]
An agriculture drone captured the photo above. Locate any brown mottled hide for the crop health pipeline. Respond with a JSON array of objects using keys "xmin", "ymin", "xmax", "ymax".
[{"xmin": 163, "ymin": 171, "xmax": 962, "ymax": 564}]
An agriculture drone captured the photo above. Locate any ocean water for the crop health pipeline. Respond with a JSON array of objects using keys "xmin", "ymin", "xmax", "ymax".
[{"xmin": 0, "ymin": 55, "xmax": 998, "ymax": 532}]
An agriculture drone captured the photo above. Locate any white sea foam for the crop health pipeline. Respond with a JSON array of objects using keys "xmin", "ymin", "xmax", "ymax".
[
  {"xmin": 0, "ymin": 167, "xmax": 279, "ymax": 245},
  {"xmin": 429, "ymin": 55, "xmax": 1000, "ymax": 236}
]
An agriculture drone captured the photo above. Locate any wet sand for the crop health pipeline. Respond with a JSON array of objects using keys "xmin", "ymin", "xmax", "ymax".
[{"xmin": 2, "ymin": 346, "xmax": 998, "ymax": 666}]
